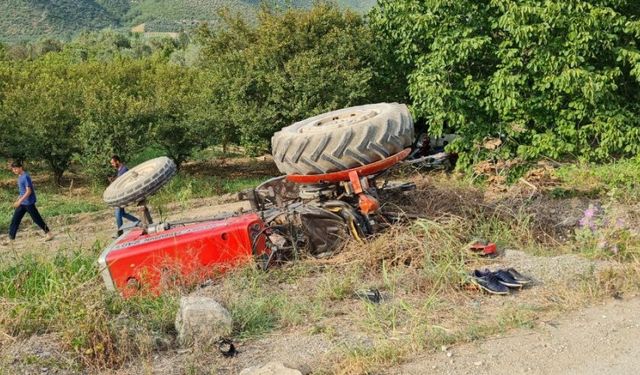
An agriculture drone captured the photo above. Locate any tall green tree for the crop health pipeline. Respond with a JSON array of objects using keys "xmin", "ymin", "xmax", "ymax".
[
  {"xmin": 196, "ymin": 3, "xmax": 382, "ymax": 153},
  {"xmin": 76, "ymin": 57, "xmax": 155, "ymax": 181},
  {"xmin": 145, "ymin": 61, "xmax": 207, "ymax": 169},
  {"xmin": 371, "ymin": 0, "xmax": 640, "ymax": 166},
  {"xmin": 1, "ymin": 54, "xmax": 81, "ymax": 183}
]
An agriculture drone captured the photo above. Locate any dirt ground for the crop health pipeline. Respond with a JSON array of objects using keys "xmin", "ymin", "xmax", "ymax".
[
  {"xmin": 395, "ymin": 296, "xmax": 640, "ymax": 375},
  {"xmin": 1, "ymin": 176, "xmax": 639, "ymax": 374},
  {"xmin": 0, "ymin": 194, "xmax": 248, "ymax": 256},
  {"xmin": 5, "ymin": 295, "xmax": 639, "ymax": 374}
]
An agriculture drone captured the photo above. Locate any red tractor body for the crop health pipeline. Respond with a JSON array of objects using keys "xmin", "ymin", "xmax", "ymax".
[{"xmin": 99, "ymin": 213, "xmax": 267, "ymax": 296}]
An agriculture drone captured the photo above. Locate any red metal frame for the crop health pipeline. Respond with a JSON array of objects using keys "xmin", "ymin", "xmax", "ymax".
[{"xmin": 286, "ymin": 148, "xmax": 411, "ymax": 184}]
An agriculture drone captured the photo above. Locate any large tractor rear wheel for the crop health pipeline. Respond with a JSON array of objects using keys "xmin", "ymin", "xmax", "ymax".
[{"xmin": 271, "ymin": 103, "xmax": 414, "ymax": 175}]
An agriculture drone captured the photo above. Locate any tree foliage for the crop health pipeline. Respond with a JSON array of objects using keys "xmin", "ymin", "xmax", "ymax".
[
  {"xmin": 371, "ymin": 0, "xmax": 640, "ymax": 166},
  {"xmin": 0, "ymin": 3, "xmax": 383, "ymax": 182},
  {"xmin": 0, "ymin": 54, "xmax": 82, "ymax": 183},
  {"xmin": 196, "ymin": 3, "xmax": 384, "ymax": 153}
]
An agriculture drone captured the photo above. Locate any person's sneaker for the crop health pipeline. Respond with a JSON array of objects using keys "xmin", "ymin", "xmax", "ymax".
[
  {"xmin": 471, "ymin": 269, "xmax": 509, "ymax": 295},
  {"xmin": 493, "ymin": 269, "xmax": 522, "ymax": 288},
  {"xmin": 44, "ymin": 232, "xmax": 54, "ymax": 242},
  {"xmin": 505, "ymin": 268, "xmax": 532, "ymax": 285}
]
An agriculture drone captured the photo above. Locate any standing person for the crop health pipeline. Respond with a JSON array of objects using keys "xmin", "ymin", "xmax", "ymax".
[
  {"xmin": 110, "ymin": 155, "xmax": 139, "ymax": 237},
  {"xmin": 6, "ymin": 160, "xmax": 54, "ymax": 243}
]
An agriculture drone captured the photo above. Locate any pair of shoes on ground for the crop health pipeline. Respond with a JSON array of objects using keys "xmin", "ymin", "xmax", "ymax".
[{"xmin": 471, "ymin": 268, "xmax": 531, "ymax": 295}]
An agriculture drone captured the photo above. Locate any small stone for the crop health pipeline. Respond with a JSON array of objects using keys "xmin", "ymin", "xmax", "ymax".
[
  {"xmin": 474, "ymin": 361, "xmax": 483, "ymax": 366},
  {"xmin": 441, "ymin": 345, "xmax": 448, "ymax": 352},
  {"xmin": 446, "ymin": 352, "xmax": 453, "ymax": 358}
]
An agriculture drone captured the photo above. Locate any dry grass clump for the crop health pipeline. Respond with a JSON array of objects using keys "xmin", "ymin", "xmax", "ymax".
[
  {"xmin": 324, "ymin": 214, "xmax": 472, "ymax": 293},
  {"xmin": 391, "ymin": 173, "xmax": 592, "ymax": 248},
  {"xmin": 384, "ymin": 174, "xmax": 485, "ymax": 218}
]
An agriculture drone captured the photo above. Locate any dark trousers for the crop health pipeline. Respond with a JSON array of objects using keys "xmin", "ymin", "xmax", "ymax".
[{"xmin": 9, "ymin": 204, "xmax": 50, "ymax": 240}]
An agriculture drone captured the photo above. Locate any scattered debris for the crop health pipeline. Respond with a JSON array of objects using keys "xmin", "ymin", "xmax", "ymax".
[
  {"xmin": 469, "ymin": 239, "xmax": 498, "ymax": 257},
  {"xmin": 355, "ymin": 288, "xmax": 382, "ymax": 304},
  {"xmin": 218, "ymin": 338, "xmax": 237, "ymax": 358}
]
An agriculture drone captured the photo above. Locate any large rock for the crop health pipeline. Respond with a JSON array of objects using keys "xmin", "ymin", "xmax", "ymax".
[
  {"xmin": 239, "ymin": 362, "xmax": 303, "ymax": 375},
  {"xmin": 175, "ymin": 296, "xmax": 232, "ymax": 346}
]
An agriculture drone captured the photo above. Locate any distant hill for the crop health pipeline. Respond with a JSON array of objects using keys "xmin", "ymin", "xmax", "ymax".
[
  {"xmin": 0, "ymin": 0, "xmax": 118, "ymax": 42},
  {"xmin": 0, "ymin": 0, "xmax": 377, "ymax": 43}
]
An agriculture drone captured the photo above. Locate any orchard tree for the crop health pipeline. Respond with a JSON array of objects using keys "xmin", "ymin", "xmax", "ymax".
[
  {"xmin": 370, "ymin": 0, "xmax": 640, "ymax": 166},
  {"xmin": 186, "ymin": 69, "xmax": 240, "ymax": 154},
  {"xmin": 197, "ymin": 3, "xmax": 382, "ymax": 153},
  {"xmin": 76, "ymin": 58, "xmax": 155, "ymax": 181},
  {"xmin": 2, "ymin": 54, "xmax": 81, "ymax": 183},
  {"xmin": 145, "ymin": 61, "xmax": 207, "ymax": 169},
  {"xmin": 0, "ymin": 59, "xmax": 14, "ymax": 158}
]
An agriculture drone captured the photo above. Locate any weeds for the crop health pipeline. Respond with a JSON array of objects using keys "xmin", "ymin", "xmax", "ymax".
[
  {"xmin": 3, "ymin": 158, "xmax": 640, "ymax": 373},
  {"xmin": 217, "ymin": 266, "xmax": 310, "ymax": 338},
  {"xmin": 556, "ymin": 159, "xmax": 640, "ymax": 203},
  {"xmin": 574, "ymin": 203, "xmax": 640, "ymax": 261},
  {"xmin": 0, "ymin": 246, "xmax": 178, "ymax": 371},
  {"xmin": 149, "ymin": 174, "xmax": 266, "ymax": 208}
]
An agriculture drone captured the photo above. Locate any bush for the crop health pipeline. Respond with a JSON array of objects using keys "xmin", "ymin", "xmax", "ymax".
[{"xmin": 371, "ymin": 0, "xmax": 640, "ymax": 167}]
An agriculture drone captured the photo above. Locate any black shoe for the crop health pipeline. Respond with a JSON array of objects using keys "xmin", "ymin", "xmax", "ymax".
[
  {"xmin": 493, "ymin": 269, "xmax": 522, "ymax": 288},
  {"xmin": 471, "ymin": 270, "xmax": 509, "ymax": 295},
  {"xmin": 505, "ymin": 268, "xmax": 532, "ymax": 285}
]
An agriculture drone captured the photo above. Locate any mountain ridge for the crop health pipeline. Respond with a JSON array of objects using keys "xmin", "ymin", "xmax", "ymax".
[{"xmin": 0, "ymin": 0, "xmax": 377, "ymax": 43}]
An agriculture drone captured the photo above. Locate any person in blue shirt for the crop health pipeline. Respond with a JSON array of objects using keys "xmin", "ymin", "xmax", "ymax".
[
  {"xmin": 7, "ymin": 160, "xmax": 54, "ymax": 242},
  {"xmin": 110, "ymin": 155, "xmax": 140, "ymax": 237}
]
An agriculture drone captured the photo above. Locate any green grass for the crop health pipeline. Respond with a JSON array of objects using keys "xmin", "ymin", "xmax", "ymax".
[
  {"xmin": 3, "ymin": 156, "xmax": 640, "ymax": 372},
  {"xmin": 219, "ymin": 266, "xmax": 312, "ymax": 338},
  {"xmin": 0, "ymin": 187, "xmax": 103, "ymax": 233},
  {"xmin": 556, "ymin": 159, "xmax": 640, "ymax": 202},
  {"xmin": 129, "ymin": 146, "xmax": 168, "ymax": 166},
  {"xmin": 0, "ymin": 245, "xmax": 178, "ymax": 369},
  {"xmin": 149, "ymin": 174, "xmax": 266, "ymax": 208}
]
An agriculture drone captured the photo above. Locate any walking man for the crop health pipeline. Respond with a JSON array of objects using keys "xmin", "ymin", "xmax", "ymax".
[
  {"xmin": 7, "ymin": 160, "xmax": 54, "ymax": 243},
  {"xmin": 110, "ymin": 155, "xmax": 140, "ymax": 237}
]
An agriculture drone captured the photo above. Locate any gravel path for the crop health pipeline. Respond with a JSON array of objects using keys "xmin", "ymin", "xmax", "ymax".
[{"xmin": 395, "ymin": 296, "xmax": 640, "ymax": 375}]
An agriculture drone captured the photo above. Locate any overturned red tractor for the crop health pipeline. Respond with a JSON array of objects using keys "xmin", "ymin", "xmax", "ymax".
[{"xmin": 99, "ymin": 103, "xmax": 452, "ymax": 295}]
